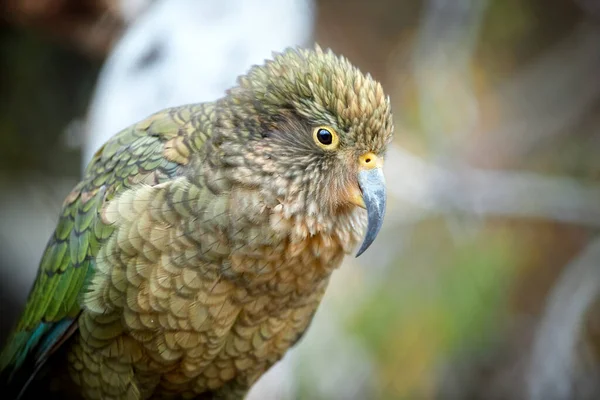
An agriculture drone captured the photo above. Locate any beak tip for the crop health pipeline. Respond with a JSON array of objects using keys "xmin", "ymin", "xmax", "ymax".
[
  {"xmin": 355, "ymin": 247, "xmax": 367, "ymax": 258},
  {"xmin": 354, "ymin": 229, "xmax": 378, "ymax": 257}
]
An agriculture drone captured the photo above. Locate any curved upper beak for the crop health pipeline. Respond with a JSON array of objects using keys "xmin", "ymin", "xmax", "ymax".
[{"xmin": 351, "ymin": 153, "xmax": 387, "ymax": 257}]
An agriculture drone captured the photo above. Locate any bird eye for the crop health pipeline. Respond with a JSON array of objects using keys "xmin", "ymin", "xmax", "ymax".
[{"xmin": 313, "ymin": 126, "xmax": 339, "ymax": 150}]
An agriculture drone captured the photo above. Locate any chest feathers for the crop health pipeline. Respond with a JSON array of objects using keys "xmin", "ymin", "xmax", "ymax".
[{"xmin": 72, "ymin": 176, "xmax": 364, "ymax": 398}]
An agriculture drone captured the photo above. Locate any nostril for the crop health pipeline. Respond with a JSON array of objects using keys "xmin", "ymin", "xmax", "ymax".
[{"xmin": 360, "ymin": 153, "xmax": 378, "ymax": 167}]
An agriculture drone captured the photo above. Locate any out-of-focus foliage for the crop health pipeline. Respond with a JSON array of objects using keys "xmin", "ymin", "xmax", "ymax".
[
  {"xmin": 348, "ymin": 223, "xmax": 517, "ymax": 398},
  {"xmin": 1, "ymin": 0, "xmax": 600, "ymax": 399}
]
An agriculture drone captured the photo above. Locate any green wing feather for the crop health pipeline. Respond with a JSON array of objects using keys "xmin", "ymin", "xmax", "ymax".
[{"xmin": 0, "ymin": 104, "xmax": 212, "ymax": 390}]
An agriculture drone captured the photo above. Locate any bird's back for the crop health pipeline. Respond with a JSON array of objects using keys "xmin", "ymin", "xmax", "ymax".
[{"xmin": 0, "ymin": 103, "xmax": 214, "ymax": 399}]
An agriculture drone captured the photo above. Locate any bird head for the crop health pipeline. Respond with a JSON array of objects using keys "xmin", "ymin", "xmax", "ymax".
[{"xmin": 215, "ymin": 46, "xmax": 393, "ymax": 256}]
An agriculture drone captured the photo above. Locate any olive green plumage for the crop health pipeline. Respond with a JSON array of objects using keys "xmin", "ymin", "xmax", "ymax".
[{"xmin": 0, "ymin": 46, "xmax": 393, "ymax": 399}]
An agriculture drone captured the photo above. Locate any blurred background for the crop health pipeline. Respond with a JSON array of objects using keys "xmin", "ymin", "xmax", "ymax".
[{"xmin": 1, "ymin": 0, "xmax": 600, "ymax": 398}]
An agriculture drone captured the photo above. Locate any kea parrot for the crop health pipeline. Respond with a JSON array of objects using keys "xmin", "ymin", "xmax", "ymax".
[{"xmin": 0, "ymin": 46, "xmax": 393, "ymax": 400}]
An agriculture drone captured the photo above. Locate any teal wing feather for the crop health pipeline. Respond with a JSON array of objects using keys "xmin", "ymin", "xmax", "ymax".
[{"xmin": 0, "ymin": 104, "xmax": 212, "ymax": 394}]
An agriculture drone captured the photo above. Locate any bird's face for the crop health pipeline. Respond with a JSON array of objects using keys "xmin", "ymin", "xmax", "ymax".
[{"xmin": 217, "ymin": 46, "xmax": 393, "ymax": 256}]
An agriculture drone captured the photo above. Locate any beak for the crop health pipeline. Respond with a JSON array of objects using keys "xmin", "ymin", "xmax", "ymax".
[{"xmin": 353, "ymin": 153, "xmax": 387, "ymax": 257}]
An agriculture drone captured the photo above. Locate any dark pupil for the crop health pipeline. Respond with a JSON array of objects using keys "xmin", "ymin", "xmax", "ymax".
[{"xmin": 317, "ymin": 129, "xmax": 333, "ymax": 145}]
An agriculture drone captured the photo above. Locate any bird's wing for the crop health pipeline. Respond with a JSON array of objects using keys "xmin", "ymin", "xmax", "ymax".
[{"xmin": 0, "ymin": 104, "xmax": 211, "ymax": 392}]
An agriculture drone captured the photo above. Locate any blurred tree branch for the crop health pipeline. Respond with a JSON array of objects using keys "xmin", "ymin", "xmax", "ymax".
[
  {"xmin": 396, "ymin": 6, "xmax": 600, "ymax": 229},
  {"xmin": 386, "ymin": 144, "xmax": 600, "ymax": 228},
  {"xmin": 527, "ymin": 237, "xmax": 600, "ymax": 400}
]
